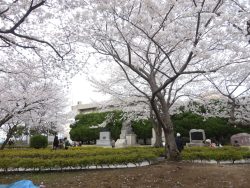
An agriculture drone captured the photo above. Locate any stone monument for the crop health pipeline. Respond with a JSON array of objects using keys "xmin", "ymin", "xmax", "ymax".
[
  {"xmin": 115, "ymin": 118, "xmax": 137, "ymax": 148},
  {"xmin": 186, "ymin": 129, "xmax": 206, "ymax": 147},
  {"xmin": 94, "ymin": 114, "xmax": 114, "ymax": 147},
  {"xmin": 96, "ymin": 131, "xmax": 112, "ymax": 147},
  {"xmin": 231, "ymin": 133, "xmax": 250, "ymax": 146}
]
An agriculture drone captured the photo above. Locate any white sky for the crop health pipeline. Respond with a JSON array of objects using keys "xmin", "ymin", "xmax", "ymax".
[{"xmin": 68, "ymin": 74, "xmax": 111, "ymax": 106}]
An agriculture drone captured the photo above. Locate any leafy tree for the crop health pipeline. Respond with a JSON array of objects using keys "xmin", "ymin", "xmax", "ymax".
[
  {"xmin": 70, "ymin": 126, "xmax": 99, "ymax": 144},
  {"xmin": 70, "ymin": 111, "xmax": 123, "ymax": 142},
  {"xmin": 132, "ymin": 120, "xmax": 152, "ymax": 145},
  {"xmin": 172, "ymin": 112, "xmax": 250, "ymax": 145}
]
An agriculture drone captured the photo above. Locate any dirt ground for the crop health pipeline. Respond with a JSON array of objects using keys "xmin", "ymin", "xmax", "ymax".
[{"xmin": 0, "ymin": 161, "xmax": 250, "ymax": 188}]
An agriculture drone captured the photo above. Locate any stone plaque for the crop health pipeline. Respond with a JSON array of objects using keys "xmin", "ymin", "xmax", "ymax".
[{"xmin": 191, "ymin": 132, "xmax": 204, "ymax": 140}]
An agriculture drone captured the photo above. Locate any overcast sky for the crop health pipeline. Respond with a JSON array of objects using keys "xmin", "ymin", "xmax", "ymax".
[{"xmin": 69, "ymin": 74, "xmax": 111, "ymax": 106}]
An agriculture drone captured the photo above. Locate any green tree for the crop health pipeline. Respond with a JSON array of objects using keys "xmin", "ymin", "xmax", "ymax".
[
  {"xmin": 172, "ymin": 112, "xmax": 250, "ymax": 145},
  {"xmin": 70, "ymin": 111, "xmax": 123, "ymax": 143},
  {"xmin": 132, "ymin": 120, "xmax": 152, "ymax": 144}
]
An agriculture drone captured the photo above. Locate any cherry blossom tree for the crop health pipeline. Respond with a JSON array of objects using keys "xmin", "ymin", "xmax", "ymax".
[
  {"xmin": 205, "ymin": 62, "xmax": 250, "ymax": 125},
  {"xmin": 72, "ymin": 0, "xmax": 250, "ymax": 160},
  {"xmin": 0, "ymin": 0, "xmax": 72, "ymax": 58},
  {"xmin": 0, "ymin": 0, "xmax": 86, "ymax": 79},
  {"xmin": 91, "ymin": 64, "xmax": 201, "ymax": 147},
  {"xmin": 0, "ymin": 71, "xmax": 68, "ymax": 149}
]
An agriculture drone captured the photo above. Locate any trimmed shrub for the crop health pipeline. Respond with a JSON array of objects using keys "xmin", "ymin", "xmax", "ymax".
[
  {"xmin": 30, "ymin": 135, "xmax": 48, "ymax": 149},
  {"xmin": 182, "ymin": 146, "xmax": 250, "ymax": 163},
  {"xmin": 0, "ymin": 147, "xmax": 164, "ymax": 171}
]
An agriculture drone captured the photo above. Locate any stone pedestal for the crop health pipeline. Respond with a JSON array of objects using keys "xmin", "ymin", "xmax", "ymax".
[
  {"xmin": 115, "ymin": 119, "xmax": 137, "ymax": 148},
  {"xmin": 96, "ymin": 131, "xmax": 112, "ymax": 147},
  {"xmin": 115, "ymin": 139, "xmax": 127, "ymax": 148},
  {"xmin": 126, "ymin": 134, "xmax": 136, "ymax": 146}
]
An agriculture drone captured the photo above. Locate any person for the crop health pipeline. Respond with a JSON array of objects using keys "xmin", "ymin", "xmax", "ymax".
[
  {"xmin": 111, "ymin": 139, "xmax": 115, "ymax": 148},
  {"xmin": 205, "ymin": 139, "xmax": 211, "ymax": 147},
  {"xmin": 8, "ymin": 139, "xmax": 14, "ymax": 146},
  {"xmin": 63, "ymin": 137, "xmax": 70, "ymax": 150},
  {"xmin": 175, "ymin": 133, "xmax": 184, "ymax": 152},
  {"xmin": 53, "ymin": 135, "xmax": 59, "ymax": 150}
]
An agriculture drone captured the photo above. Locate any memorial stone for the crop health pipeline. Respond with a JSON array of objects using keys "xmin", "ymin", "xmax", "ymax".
[
  {"xmin": 186, "ymin": 129, "xmax": 206, "ymax": 147},
  {"xmin": 96, "ymin": 131, "xmax": 112, "ymax": 147},
  {"xmin": 231, "ymin": 133, "xmax": 250, "ymax": 146}
]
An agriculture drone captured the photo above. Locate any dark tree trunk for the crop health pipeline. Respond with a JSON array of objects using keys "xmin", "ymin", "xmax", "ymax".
[
  {"xmin": 152, "ymin": 119, "xmax": 163, "ymax": 147},
  {"xmin": 162, "ymin": 112, "xmax": 179, "ymax": 160},
  {"xmin": 228, "ymin": 99, "xmax": 236, "ymax": 125},
  {"xmin": 150, "ymin": 107, "xmax": 162, "ymax": 147},
  {"xmin": 150, "ymin": 95, "xmax": 179, "ymax": 160},
  {"xmin": 0, "ymin": 124, "xmax": 17, "ymax": 150}
]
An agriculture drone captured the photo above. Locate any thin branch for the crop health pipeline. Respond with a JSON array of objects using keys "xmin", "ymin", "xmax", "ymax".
[
  {"xmin": 12, "ymin": 31, "xmax": 63, "ymax": 59},
  {"xmin": 0, "ymin": 0, "xmax": 45, "ymax": 33}
]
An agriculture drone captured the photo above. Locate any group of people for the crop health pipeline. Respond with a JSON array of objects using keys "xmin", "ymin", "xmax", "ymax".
[{"xmin": 53, "ymin": 135, "xmax": 71, "ymax": 150}]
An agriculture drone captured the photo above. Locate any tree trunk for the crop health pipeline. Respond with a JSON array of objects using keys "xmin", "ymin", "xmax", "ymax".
[
  {"xmin": 1, "ymin": 135, "xmax": 11, "ymax": 150},
  {"xmin": 150, "ymin": 105, "xmax": 162, "ymax": 147},
  {"xmin": 151, "ymin": 119, "xmax": 162, "ymax": 147},
  {"xmin": 0, "ymin": 125, "xmax": 17, "ymax": 150},
  {"xmin": 151, "ymin": 95, "xmax": 180, "ymax": 160},
  {"xmin": 228, "ymin": 99, "xmax": 236, "ymax": 125},
  {"xmin": 162, "ymin": 111, "xmax": 179, "ymax": 160}
]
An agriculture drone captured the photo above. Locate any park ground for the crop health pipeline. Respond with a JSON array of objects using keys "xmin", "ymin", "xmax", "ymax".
[{"xmin": 0, "ymin": 161, "xmax": 250, "ymax": 188}]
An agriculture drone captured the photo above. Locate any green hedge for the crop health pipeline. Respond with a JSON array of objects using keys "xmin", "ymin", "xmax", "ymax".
[
  {"xmin": 0, "ymin": 147, "xmax": 164, "ymax": 171},
  {"xmin": 182, "ymin": 146, "xmax": 250, "ymax": 163}
]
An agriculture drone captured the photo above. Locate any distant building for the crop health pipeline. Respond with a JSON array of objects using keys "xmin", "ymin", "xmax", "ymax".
[
  {"xmin": 71, "ymin": 98, "xmax": 146, "ymax": 115},
  {"xmin": 71, "ymin": 101, "xmax": 98, "ymax": 114}
]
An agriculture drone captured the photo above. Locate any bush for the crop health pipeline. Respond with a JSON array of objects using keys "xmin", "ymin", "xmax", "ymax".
[
  {"xmin": 30, "ymin": 135, "xmax": 48, "ymax": 149},
  {"xmin": 182, "ymin": 146, "xmax": 250, "ymax": 163},
  {"xmin": 0, "ymin": 147, "xmax": 164, "ymax": 171}
]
